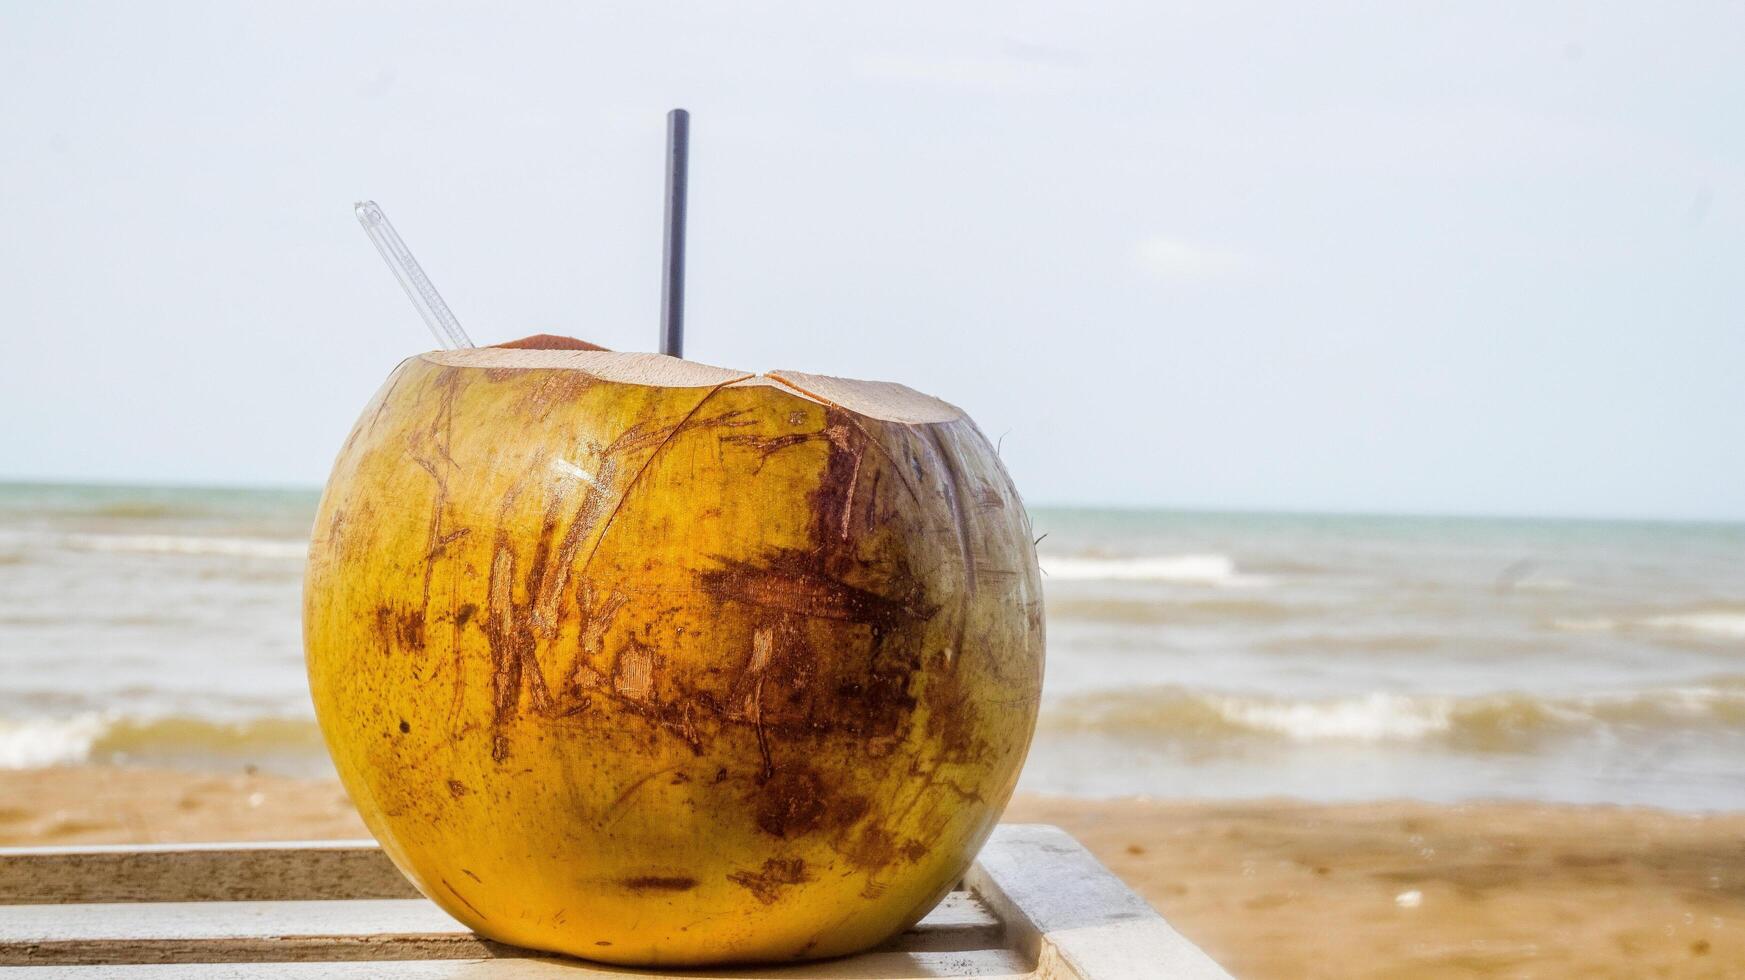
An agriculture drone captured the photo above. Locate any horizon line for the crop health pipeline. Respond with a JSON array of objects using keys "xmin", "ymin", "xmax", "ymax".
[{"xmin": 2, "ymin": 475, "xmax": 1740, "ymax": 529}]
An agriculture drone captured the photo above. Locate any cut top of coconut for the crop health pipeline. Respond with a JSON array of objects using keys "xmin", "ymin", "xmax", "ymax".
[
  {"xmin": 764, "ymin": 370, "xmax": 963, "ymax": 424},
  {"xmin": 419, "ymin": 342, "xmax": 967, "ymax": 426},
  {"xmin": 422, "ymin": 347, "xmax": 750, "ymax": 389}
]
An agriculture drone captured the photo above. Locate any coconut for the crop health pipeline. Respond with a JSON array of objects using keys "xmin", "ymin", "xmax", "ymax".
[{"xmin": 303, "ymin": 338, "xmax": 1044, "ymax": 965}]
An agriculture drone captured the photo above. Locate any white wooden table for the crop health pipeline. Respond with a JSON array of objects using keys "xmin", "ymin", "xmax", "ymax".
[{"xmin": 0, "ymin": 825, "xmax": 1229, "ymax": 979}]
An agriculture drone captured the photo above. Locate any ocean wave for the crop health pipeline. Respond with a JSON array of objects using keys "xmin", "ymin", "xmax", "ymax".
[
  {"xmin": 1551, "ymin": 610, "xmax": 1745, "ymax": 642},
  {"xmin": 0, "ymin": 714, "xmax": 325, "ymax": 769},
  {"xmin": 1513, "ymin": 577, "xmax": 1574, "ymax": 593},
  {"xmin": 1042, "ymin": 680, "xmax": 1745, "ymax": 748},
  {"xmin": 0, "ymin": 611, "xmax": 198, "ymax": 627},
  {"xmin": 83, "ymin": 502, "xmax": 196, "ymax": 519},
  {"xmin": 1039, "ymin": 553, "xmax": 1267, "ymax": 587},
  {"xmin": 0, "ymin": 715, "xmax": 110, "ymax": 768},
  {"xmin": 1045, "ymin": 595, "xmax": 1300, "ymax": 625},
  {"xmin": 61, "ymin": 533, "xmax": 308, "ymax": 559},
  {"xmin": 1258, "ymin": 631, "xmax": 1447, "ymax": 655},
  {"xmin": 1642, "ymin": 613, "xmax": 1745, "ymax": 640}
]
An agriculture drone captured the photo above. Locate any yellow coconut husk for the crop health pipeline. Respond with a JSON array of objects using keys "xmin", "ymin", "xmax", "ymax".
[{"xmin": 303, "ymin": 341, "xmax": 1044, "ymax": 965}]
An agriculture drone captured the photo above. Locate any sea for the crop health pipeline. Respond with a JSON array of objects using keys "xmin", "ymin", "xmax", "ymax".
[{"xmin": 2, "ymin": 482, "xmax": 1742, "ymax": 811}]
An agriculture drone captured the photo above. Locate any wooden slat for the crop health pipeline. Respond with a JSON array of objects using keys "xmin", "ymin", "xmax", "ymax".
[
  {"xmin": 0, "ymin": 826, "xmax": 1234, "ymax": 978},
  {"xmin": 0, "ymin": 892, "xmax": 1001, "ymax": 966},
  {"xmin": 0, "ymin": 949, "xmax": 1033, "ymax": 979},
  {"xmin": 882, "ymin": 893, "xmax": 1005, "ymax": 953},
  {"xmin": 967, "ymin": 826, "xmax": 1232, "ymax": 980},
  {"xmin": 0, "ymin": 899, "xmax": 485, "ymax": 965},
  {"xmin": 0, "ymin": 840, "xmax": 415, "ymax": 904}
]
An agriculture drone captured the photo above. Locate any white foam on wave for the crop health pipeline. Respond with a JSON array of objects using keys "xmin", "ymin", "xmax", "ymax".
[
  {"xmin": 0, "ymin": 713, "xmax": 328, "ymax": 770},
  {"xmin": 1552, "ymin": 611, "xmax": 1745, "ymax": 642},
  {"xmin": 0, "ymin": 714, "xmax": 108, "ymax": 768},
  {"xmin": 1047, "ymin": 680, "xmax": 1745, "ymax": 744},
  {"xmin": 1549, "ymin": 616, "xmax": 1617, "ymax": 633},
  {"xmin": 1514, "ymin": 576, "xmax": 1573, "ymax": 593},
  {"xmin": 1040, "ymin": 553, "xmax": 1266, "ymax": 587},
  {"xmin": 62, "ymin": 533, "xmax": 308, "ymax": 560},
  {"xmin": 1206, "ymin": 691, "xmax": 1450, "ymax": 741},
  {"xmin": 1643, "ymin": 613, "xmax": 1745, "ymax": 641}
]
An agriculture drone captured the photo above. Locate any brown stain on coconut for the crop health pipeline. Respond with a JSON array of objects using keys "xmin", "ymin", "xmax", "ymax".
[
  {"xmin": 619, "ymin": 875, "xmax": 699, "ymax": 893},
  {"xmin": 727, "ymin": 858, "xmax": 814, "ymax": 905},
  {"xmin": 751, "ymin": 767, "xmax": 871, "ymax": 840}
]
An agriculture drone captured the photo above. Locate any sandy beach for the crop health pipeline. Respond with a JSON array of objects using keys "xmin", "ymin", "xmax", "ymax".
[{"xmin": 1, "ymin": 767, "xmax": 1738, "ymax": 978}]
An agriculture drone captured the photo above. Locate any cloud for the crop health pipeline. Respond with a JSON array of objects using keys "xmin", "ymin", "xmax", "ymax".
[{"xmin": 1132, "ymin": 236, "xmax": 1251, "ymax": 284}]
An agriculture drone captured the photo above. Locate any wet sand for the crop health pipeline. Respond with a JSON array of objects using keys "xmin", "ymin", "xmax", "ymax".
[
  {"xmin": 3, "ymin": 767, "xmax": 1741, "ymax": 978},
  {"xmin": 1005, "ymin": 795, "xmax": 1745, "ymax": 979}
]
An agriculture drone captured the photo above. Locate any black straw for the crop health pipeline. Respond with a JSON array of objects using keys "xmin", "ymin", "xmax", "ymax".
[{"xmin": 659, "ymin": 108, "xmax": 689, "ymax": 358}]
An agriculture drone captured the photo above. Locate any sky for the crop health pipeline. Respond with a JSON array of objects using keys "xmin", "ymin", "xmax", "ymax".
[{"xmin": 1, "ymin": 2, "xmax": 1741, "ymax": 521}]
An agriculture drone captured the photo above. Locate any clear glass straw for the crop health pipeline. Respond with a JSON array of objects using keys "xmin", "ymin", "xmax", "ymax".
[{"xmin": 354, "ymin": 201, "xmax": 475, "ymax": 349}]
